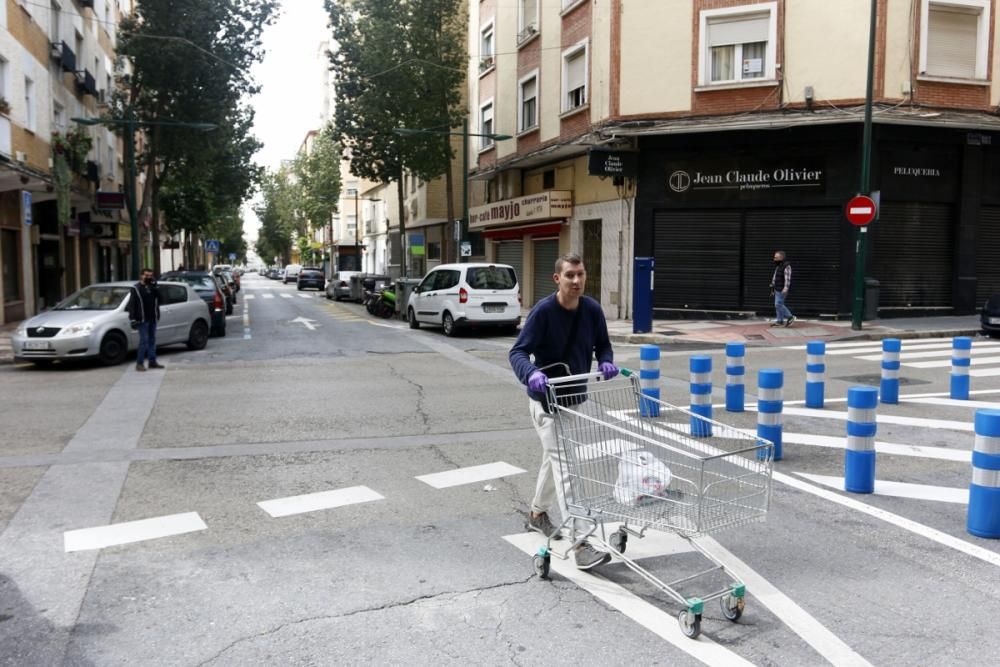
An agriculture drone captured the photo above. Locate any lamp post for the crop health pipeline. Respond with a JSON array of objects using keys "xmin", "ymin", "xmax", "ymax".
[
  {"xmin": 851, "ymin": 0, "xmax": 878, "ymax": 331},
  {"xmin": 394, "ymin": 124, "xmax": 512, "ymax": 263},
  {"xmin": 72, "ymin": 111, "xmax": 216, "ymax": 280}
]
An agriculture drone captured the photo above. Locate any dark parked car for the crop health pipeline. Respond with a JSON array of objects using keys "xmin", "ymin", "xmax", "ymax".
[
  {"xmin": 297, "ymin": 267, "xmax": 325, "ymax": 291},
  {"xmin": 983, "ymin": 295, "xmax": 1000, "ymax": 337},
  {"xmin": 160, "ymin": 271, "xmax": 227, "ymax": 336}
]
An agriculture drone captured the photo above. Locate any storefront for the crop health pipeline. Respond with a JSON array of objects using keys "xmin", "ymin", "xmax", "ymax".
[{"xmin": 634, "ymin": 124, "xmax": 1000, "ymax": 318}]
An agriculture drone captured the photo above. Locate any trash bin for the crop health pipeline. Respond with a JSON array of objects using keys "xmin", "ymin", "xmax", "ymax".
[
  {"xmin": 864, "ymin": 278, "xmax": 880, "ymax": 321},
  {"xmin": 395, "ymin": 278, "xmax": 422, "ymax": 317},
  {"xmin": 349, "ymin": 274, "xmax": 366, "ymax": 302}
]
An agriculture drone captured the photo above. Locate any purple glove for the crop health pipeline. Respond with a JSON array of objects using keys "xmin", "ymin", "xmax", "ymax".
[
  {"xmin": 528, "ymin": 371, "xmax": 548, "ymax": 393},
  {"xmin": 599, "ymin": 361, "xmax": 619, "ymax": 380}
]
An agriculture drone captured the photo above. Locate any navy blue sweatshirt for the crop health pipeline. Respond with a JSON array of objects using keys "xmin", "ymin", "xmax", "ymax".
[{"xmin": 509, "ymin": 293, "xmax": 613, "ymax": 402}]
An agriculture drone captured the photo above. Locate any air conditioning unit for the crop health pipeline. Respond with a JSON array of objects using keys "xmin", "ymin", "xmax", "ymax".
[{"xmin": 15, "ymin": 151, "xmax": 26, "ymax": 163}]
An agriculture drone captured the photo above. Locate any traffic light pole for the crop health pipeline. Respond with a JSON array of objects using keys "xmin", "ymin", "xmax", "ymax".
[{"xmin": 852, "ymin": 0, "xmax": 877, "ymax": 331}]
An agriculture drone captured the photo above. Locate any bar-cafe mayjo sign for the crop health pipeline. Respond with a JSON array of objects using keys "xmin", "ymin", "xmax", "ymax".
[{"xmin": 469, "ymin": 191, "xmax": 572, "ymax": 229}]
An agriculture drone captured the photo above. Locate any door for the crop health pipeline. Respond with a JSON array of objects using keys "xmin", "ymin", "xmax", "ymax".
[
  {"xmin": 582, "ymin": 219, "xmax": 602, "ymax": 301},
  {"xmin": 412, "ymin": 269, "xmax": 441, "ymax": 322},
  {"xmin": 976, "ymin": 207, "xmax": 1000, "ymax": 304},
  {"xmin": 870, "ymin": 203, "xmax": 954, "ymax": 308},
  {"xmin": 652, "ymin": 209, "xmax": 741, "ymax": 311},
  {"xmin": 156, "ymin": 284, "xmax": 189, "ymax": 342},
  {"xmin": 433, "ymin": 269, "xmax": 461, "ymax": 323},
  {"xmin": 496, "ymin": 241, "xmax": 523, "ymax": 290},
  {"xmin": 532, "ymin": 239, "xmax": 560, "ymax": 306}
]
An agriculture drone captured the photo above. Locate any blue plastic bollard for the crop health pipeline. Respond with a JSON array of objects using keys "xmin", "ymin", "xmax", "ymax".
[
  {"xmin": 880, "ymin": 339, "xmax": 901, "ymax": 405},
  {"xmin": 757, "ymin": 369, "xmax": 784, "ymax": 461},
  {"xmin": 951, "ymin": 337, "xmax": 972, "ymax": 401},
  {"xmin": 805, "ymin": 340, "xmax": 826, "ymax": 409},
  {"xmin": 845, "ymin": 386, "xmax": 878, "ymax": 493},
  {"xmin": 639, "ymin": 344, "xmax": 661, "ymax": 418},
  {"xmin": 968, "ymin": 409, "xmax": 1000, "ymax": 538},
  {"xmin": 690, "ymin": 355, "xmax": 712, "ymax": 437},
  {"xmin": 725, "ymin": 342, "xmax": 745, "ymax": 413}
]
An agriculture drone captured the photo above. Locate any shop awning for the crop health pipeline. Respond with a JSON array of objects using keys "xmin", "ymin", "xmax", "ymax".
[{"xmin": 482, "ymin": 221, "xmax": 564, "ymax": 240}]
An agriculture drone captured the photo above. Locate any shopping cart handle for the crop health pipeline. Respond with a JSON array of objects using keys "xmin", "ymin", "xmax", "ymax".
[
  {"xmin": 620, "ymin": 367, "xmax": 634, "ymax": 378},
  {"xmin": 546, "ymin": 370, "xmax": 624, "ymax": 386}
]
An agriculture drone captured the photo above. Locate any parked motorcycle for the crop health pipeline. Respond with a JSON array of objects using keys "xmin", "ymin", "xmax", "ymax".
[{"xmin": 364, "ymin": 281, "xmax": 396, "ymax": 319}]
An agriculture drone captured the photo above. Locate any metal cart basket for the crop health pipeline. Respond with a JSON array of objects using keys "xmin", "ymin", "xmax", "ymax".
[{"xmin": 533, "ymin": 369, "xmax": 773, "ymax": 639}]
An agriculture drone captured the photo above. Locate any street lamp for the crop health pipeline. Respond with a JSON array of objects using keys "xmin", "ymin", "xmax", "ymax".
[
  {"xmin": 394, "ymin": 121, "xmax": 512, "ymax": 263},
  {"xmin": 72, "ymin": 111, "xmax": 216, "ymax": 280}
]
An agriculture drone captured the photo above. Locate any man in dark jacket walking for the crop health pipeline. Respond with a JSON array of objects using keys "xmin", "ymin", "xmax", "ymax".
[
  {"xmin": 770, "ymin": 250, "xmax": 795, "ymax": 327},
  {"xmin": 127, "ymin": 268, "xmax": 163, "ymax": 371}
]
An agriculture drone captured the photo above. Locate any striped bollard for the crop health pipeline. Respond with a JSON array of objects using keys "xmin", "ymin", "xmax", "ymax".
[
  {"xmin": 805, "ymin": 340, "xmax": 826, "ymax": 409},
  {"xmin": 725, "ymin": 342, "xmax": 745, "ymax": 413},
  {"xmin": 690, "ymin": 356, "xmax": 712, "ymax": 437},
  {"xmin": 845, "ymin": 386, "xmax": 878, "ymax": 494},
  {"xmin": 639, "ymin": 344, "xmax": 661, "ymax": 418},
  {"xmin": 757, "ymin": 369, "xmax": 783, "ymax": 461},
  {"xmin": 951, "ymin": 337, "xmax": 972, "ymax": 401},
  {"xmin": 968, "ymin": 409, "xmax": 1000, "ymax": 538},
  {"xmin": 879, "ymin": 338, "xmax": 901, "ymax": 405}
]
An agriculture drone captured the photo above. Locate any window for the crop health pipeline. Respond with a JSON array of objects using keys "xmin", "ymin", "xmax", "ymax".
[
  {"xmin": 699, "ymin": 3, "xmax": 777, "ymax": 86},
  {"xmin": 519, "ymin": 73, "xmax": 538, "ymax": 133},
  {"xmin": 518, "ymin": 0, "xmax": 539, "ymax": 42},
  {"xmin": 427, "ymin": 241, "xmax": 441, "ymax": 260},
  {"xmin": 0, "ymin": 58, "xmax": 8, "ymax": 100},
  {"xmin": 107, "ymin": 145, "xmax": 114, "ymax": 178},
  {"xmin": 562, "ymin": 42, "xmax": 588, "ymax": 112},
  {"xmin": 542, "ymin": 170, "xmax": 555, "ymax": 189},
  {"xmin": 479, "ymin": 21, "xmax": 495, "ymax": 73},
  {"xmin": 921, "ymin": 0, "xmax": 990, "ymax": 80},
  {"xmin": 24, "ymin": 77, "xmax": 35, "ymax": 132},
  {"xmin": 160, "ymin": 285, "xmax": 189, "ymax": 305},
  {"xmin": 480, "ymin": 101, "xmax": 494, "ymax": 150},
  {"xmin": 50, "ymin": 1, "xmax": 61, "ymax": 44},
  {"xmin": 347, "ymin": 215, "xmax": 357, "ymax": 234}
]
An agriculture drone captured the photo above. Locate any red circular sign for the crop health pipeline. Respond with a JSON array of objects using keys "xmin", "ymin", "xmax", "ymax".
[{"xmin": 845, "ymin": 195, "xmax": 877, "ymax": 226}]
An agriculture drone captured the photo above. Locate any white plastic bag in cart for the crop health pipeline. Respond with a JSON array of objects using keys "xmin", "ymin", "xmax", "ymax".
[{"xmin": 613, "ymin": 450, "xmax": 673, "ymax": 507}]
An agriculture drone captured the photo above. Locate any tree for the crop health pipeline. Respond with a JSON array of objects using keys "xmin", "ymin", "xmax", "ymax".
[
  {"xmin": 294, "ymin": 128, "xmax": 342, "ymax": 236},
  {"xmin": 254, "ymin": 167, "xmax": 300, "ymax": 266}
]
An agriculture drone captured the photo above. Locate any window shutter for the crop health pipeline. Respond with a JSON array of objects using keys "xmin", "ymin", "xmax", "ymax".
[
  {"xmin": 707, "ymin": 14, "xmax": 769, "ymax": 47},
  {"xmin": 521, "ymin": 0, "xmax": 538, "ymax": 29},
  {"xmin": 522, "ymin": 77, "xmax": 537, "ymax": 103},
  {"xmin": 926, "ymin": 7, "xmax": 978, "ymax": 79},
  {"xmin": 565, "ymin": 50, "xmax": 586, "ymax": 93}
]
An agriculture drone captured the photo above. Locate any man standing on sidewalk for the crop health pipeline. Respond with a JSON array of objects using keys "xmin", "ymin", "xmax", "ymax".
[
  {"xmin": 127, "ymin": 268, "xmax": 163, "ymax": 371},
  {"xmin": 509, "ymin": 253, "xmax": 619, "ymax": 571},
  {"xmin": 770, "ymin": 250, "xmax": 796, "ymax": 328}
]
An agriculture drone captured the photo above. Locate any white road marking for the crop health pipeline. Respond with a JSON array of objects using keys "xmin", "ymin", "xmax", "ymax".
[
  {"xmin": 794, "ymin": 473, "xmax": 968, "ymax": 504},
  {"xmin": 291, "ymin": 316, "xmax": 317, "ymax": 330},
  {"xmin": 243, "ymin": 298, "xmax": 251, "ymax": 340},
  {"xmin": 778, "ymin": 388, "xmax": 1000, "ymax": 408},
  {"xmin": 904, "ymin": 354, "xmax": 1000, "ymax": 369},
  {"xmin": 244, "ymin": 294, "xmax": 255, "ymax": 300},
  {"xmin": 694, "ymin": 535, "xmax": 875, "ymax": 667},
  {"xmin": 907, "ymin": 397, "xmax": 1000, "ymax": 410},
  {"xmin": 64, "ymin": 512, "xmax": 207, "ymax": 552},
  {"xmin": 257, "ymin": 485, "xmax": 384, "ymax": 518},
  {"xmin": 262, "ymin": 293, "xmax": 274, "ymax": 300},
  {"xmin": 503, "ymin": 532, "xmax": 754, "ymax": 666},
  {"xmin": 280, "ymin": 293, "xmax": 293, "ymax": 299},
  {"xmin": 971, "ymin": 367, "xmax": 1000, "ymax": 378},
  {"xmin": 781, "ymin": 431, "xmax": 971, "ymax": 463},
  {"xmin": 822, "ymin": 341, "xmax": 962, "ymax": 356},
  {"xmin": 857, "ymin": 344, "xmax": 1000, "ymax": 362},
  {"xmin": 773, "ymin": 471, "xmax": 1000, "ymax": 568},
  {"xmin": 416, "ymin": 461, "xmax": 525, "ymax": 489},
  {"xmin": 298, "ymin": 293, "xmax": 313, "ymax": 298},
  {"xmin": 768, "ymin": 406, "xmax": 974, "ymax": 432}
]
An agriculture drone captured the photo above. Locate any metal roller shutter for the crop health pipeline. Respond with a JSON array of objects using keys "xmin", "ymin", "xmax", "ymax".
[
  {"xmin": 742, "ymin": 208, "xmax": 842, "ymax": 315},
  {"xmin": 652, "ymin": 209, "xmax": 741, "ymax": 310},
  {"xmin": 496, "ymin": 241, "xmax": 523, "ymax": 290},
  {"xmin": 976, "ymin": 207, "xmax": 1000, "ymax": 304},
  {"xmin": 532, "ymin": 239, "xmax": 560, "ymax": 306},
  {"xmin": 871, "ymin": 203, "xmax": 954, "ymax": 308}
]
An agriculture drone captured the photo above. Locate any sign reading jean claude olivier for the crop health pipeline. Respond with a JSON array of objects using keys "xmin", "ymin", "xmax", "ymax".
[
  {"xmin": 588, "ymin": 149, "xmax": 637, "ymax": 178},
  {"xmin": 469, "ymin": 191, "xmax": 573, "ymax": 229},
  {"xmin": 662, "ymin": 158, "xmax": 826, "ymax": 202}
]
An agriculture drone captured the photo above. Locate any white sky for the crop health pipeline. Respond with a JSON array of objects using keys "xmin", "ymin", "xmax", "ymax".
[{"xmin": 243, "ymin": 0, "xmax": 332, "ymax": 242}]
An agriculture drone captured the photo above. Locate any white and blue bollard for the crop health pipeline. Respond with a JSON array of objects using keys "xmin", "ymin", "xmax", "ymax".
[
  {"xmin": 845, "ymin": 386, "xmax": 878, "ymax": 493},
  {"xmin": 805, "ymin": 340, "xmax": 826, "ymax": 409},
  {"xmin": 725, "ymin": 342, "xmax": 745, "ymax": 413},
  {"xmin": 951, "ymin": 337, "xmax": 972, "ymax": 401},
  {"xmin": 968, "ymin": 409, "xmax": 1000, "ymax": 538},
  {"xmin": 757, "ymin": 369, "xmax": 783, "ymax": 461},
  {"xmin": 690, "ymin": 355, "xmax": 712, "ymax": 437},
  {"xmin": 639, "ymin": 344, "xmax": 661, "ymax": 418},
  {"xmin": 880, "ymin": 338, "xmax": 901, "ymax": 405}
]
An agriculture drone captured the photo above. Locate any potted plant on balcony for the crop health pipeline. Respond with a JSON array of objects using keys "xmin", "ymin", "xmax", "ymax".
[
  {"xmin": 51, "ymin": 127, "xmax": 93, "ymax": 225},
  {"xmin": 0, "ymin": 97, "xmax": 10, "ymax": 116}
]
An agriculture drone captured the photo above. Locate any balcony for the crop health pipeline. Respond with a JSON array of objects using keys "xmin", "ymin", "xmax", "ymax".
[
  {"xmin": 75, "ymin": 70, "xmax": 98, "ymax": 97},
  {"xmin": 51, "ymin": 41, "xmax": 77, "ymax": 73},
  {"xmin": 517, "ymin": 23, "xmax": 539, "ymax": 45},
  {"xmin": 478, "ymin": 56, "xmax": 495, "ymax": 74}
]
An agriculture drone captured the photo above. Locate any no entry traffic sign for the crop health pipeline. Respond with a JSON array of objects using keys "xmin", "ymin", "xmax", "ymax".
[{"xmin": 845, "ymin": 195, "xmax": 877, "ymax": 226}]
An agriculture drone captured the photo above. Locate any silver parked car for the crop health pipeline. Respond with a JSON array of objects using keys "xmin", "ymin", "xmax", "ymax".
[
  {"xmin": 325, "ymin": 270, "xmax": 361, "ymax": 301},
  {"xmin": 11, "ymin": 281, "xmax": 212, "ymax": 367}
]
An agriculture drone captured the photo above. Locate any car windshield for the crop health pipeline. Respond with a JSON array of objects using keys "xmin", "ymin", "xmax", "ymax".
[
  {"xmin": 177, "ymin": 276, "xmax": 217, "ymax": 290},
  {"xmin": 466, "ymin": 266, "xmax": 517, "ymax": 290},
  {"xmin": 301, "ymin": 270, "xmax": 322, "ymax": 277},
  {"xmin": 54, "ymin": 286, "xmax": 131, "ymax": 311}
]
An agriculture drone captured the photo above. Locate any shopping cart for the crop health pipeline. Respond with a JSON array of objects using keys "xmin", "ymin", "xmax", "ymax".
[{"xmin": 533, "ymin": 367, "xmax": 773, "ymax": 639}]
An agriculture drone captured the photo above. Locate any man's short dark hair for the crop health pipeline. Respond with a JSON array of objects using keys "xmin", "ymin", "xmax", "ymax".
[
  {"xmin": 555, "ymin": 253, "xmax": 583, "ymax": 275},
  {"xmin": 141, "ymin": 267, "xmax": 154, "ymax": 274}
]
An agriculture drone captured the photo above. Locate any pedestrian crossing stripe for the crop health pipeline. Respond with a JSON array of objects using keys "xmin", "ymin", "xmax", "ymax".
[
  {"xmin": 280, "ymin": 294, "xmax": 292, "ymax": 299},
  {"xmin": 244, "ymin": 294, "xmax": 255, "ymax": 300},
  {"xmin": 263, "ymin": 294, "xmax": 274, "ymax": 299}
]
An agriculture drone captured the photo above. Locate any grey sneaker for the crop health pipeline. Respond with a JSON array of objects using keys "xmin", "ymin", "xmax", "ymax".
[
  {"xmin": 526, "ymin": 512, "xmax": 562, "ymax": 540},
  {"xmin": 785, "ymin": 316, "xmax": 796, "ymax": 328},
  {"xmin": 574, "ymin": 542, "xmax": 612, "ymax": 570}
]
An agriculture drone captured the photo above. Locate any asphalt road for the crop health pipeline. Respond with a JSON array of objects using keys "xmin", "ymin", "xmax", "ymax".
[{"xmin": 1, "ymin": 273, "xmax": 999, "ymax": 666}]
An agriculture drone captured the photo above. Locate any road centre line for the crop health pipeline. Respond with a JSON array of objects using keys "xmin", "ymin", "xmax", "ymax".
[
  {"xmin": 416, "ymin": 461, "xmax": 525, "ymax": 489},
  {"xmin": 257, "ymin": 485, "xmax": 384, "ymax": 518},
  {"xmin": 773, "ymin": 471, "xmax": 1000, "ymax": 568},
  {"xmin": 780, "ymin": 431, "xmax": 971, "ymax": 463},
  {"xmin": 503, "ymin": 532, "xmax": 754, "ymax": 666},
  {"xmin": 793, "ymin": 473, "xmax": 968, "ymax": 504},
  {"xmin": 64, "ymin": 512, "xmax": 207, "ymax": 552}
]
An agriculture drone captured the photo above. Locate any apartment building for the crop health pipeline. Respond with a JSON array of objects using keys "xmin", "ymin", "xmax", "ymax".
[
  {"xmin": 0, "ymin": 0, "xmax": 127, "ymax": 326},
  {"xmin": 469, "ymin": 0, "xmax": 1000, "ymax": 319}
]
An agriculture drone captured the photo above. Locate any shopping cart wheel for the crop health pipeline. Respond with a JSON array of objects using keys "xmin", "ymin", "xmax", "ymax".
[
  {"xmin": 720, "ymin": 594, "xmax": 745, "ymax": 622},
  {"xmin": 532, "ymin": 548, "xmax": 551, "ymax": 580},
  {"xmin": 609, "ymin": 529, "xmax": 628, "ymax": 554},
  {"xmin": 677, "ymin": 610, "xmax": 701, "ymax": 639}
]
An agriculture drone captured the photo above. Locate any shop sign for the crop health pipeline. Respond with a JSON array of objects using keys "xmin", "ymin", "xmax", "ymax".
[
  {"xmin": 662, "ymin": 159, "xmax": 825, "ymax": 201},
  {"xmin": 881, "ymin": 149, "xmax": 957, "ymax": 201},
  {"xmin": 588, "ymin": 149, "xmax": 637, "ymax": 178},
  {"xmin": 469, "ymin": 191, "xmax": 572, "ymax": 229},
  {"xmin": 117, "ymin": 224, "xmax": 132, "ymax": 242}
]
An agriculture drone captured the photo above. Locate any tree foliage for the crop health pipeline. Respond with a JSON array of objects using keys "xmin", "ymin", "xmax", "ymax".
[
  {"xmin": 253, "ymin": 167, "xmax": 301, "ymax": 266},
  {"xmin": 294, "ymin": 128, "xmax": 342, "ymax": 236}
]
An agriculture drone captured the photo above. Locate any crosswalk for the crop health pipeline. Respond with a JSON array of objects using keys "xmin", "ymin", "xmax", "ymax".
[
  {"xmin": 786, "ymin": 336, "xmax": 1000, "ymax": 377},
  {"xmin": 243, "ymin": 292, "xmax": 317, "ymax": 300}
]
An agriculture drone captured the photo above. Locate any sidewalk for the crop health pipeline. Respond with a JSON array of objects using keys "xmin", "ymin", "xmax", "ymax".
[{"xmin": 0, "ymin": 322, "xmax": 15, "ymax": 363}]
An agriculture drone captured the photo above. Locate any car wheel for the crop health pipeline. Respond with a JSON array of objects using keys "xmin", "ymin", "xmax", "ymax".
[
  {"xmin": 98, "ymin": 332, "xmax": 128, "ymax": 366},
  {"xmin": 408, "ymin": 308, "xmax": 420, "ymax": 329},
  {"xmin": 442, "ymin": 312, "xmax": 457, "ymax": 337},
  {"xmin": 187, "ymin": 320, "xmax": 209, "ymax": 350},
  {"xmin": 297, "ymin": 285, "xmax": 303, "ymax": 291}
]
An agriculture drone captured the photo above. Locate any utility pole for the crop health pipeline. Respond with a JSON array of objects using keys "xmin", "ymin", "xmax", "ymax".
[{"xmin": 852, "ymin": 0, "xmax": 878, "ymax": 330}]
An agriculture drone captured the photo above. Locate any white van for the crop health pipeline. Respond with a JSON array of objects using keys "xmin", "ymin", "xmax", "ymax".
[
  {"xmin": 407, "ymin": 263, "xmax": 521, "ymax": 336},
  {"xmin": 283, "ymin": 264, "xmax": 302, "ymax": 284}
]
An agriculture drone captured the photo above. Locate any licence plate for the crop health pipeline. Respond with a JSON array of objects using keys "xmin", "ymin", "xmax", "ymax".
[
  {"xmin": 990, "ymin": 317, "xmax": 1000, "ymax": 325},
  {"xmin": 482, "ymin": 304, "xmax": 506, "ymax": 314},
  {"xmin": 24, "ymin": 340, "xmax": 51, "ymax": 350}
]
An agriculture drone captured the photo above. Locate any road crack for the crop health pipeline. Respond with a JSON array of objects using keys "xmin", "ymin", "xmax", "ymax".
[{"xmin": 385, "ymin": 362, "xmax": 430, "ymax": 433}]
